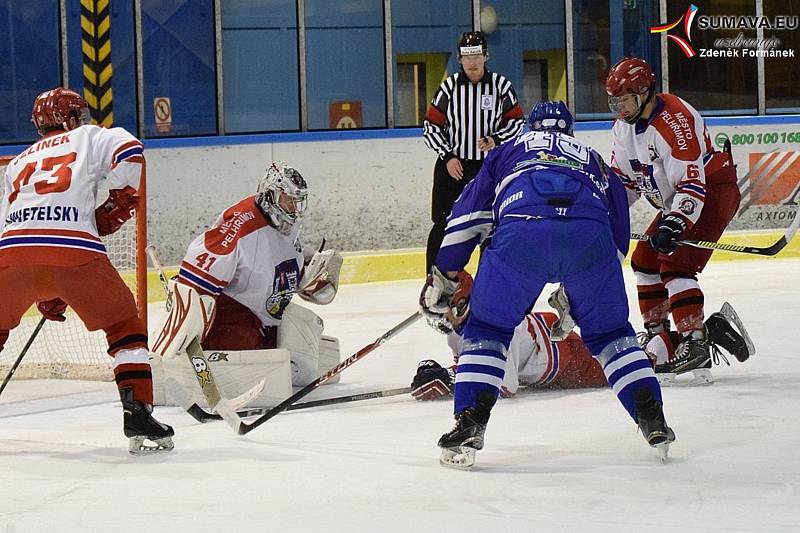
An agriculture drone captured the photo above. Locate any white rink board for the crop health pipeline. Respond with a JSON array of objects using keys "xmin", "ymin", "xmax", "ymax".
[{"xmin": 145, "ymin": 120, "xmax": 800, "ymax": 263}]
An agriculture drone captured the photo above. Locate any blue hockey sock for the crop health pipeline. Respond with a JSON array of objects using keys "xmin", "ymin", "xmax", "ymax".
[
  {"xmin": 596, "ymin": 336, "xmax": 662, "ymax": 421},
  {"xmin": 453, "ymin": 339, "xmax": 507, "ymax": 413}
]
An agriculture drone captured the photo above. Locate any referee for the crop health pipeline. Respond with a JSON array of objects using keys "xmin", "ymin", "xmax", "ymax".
[{"xmin": 422, "ymin": 31, "xmax": 524, "ymax": 273}]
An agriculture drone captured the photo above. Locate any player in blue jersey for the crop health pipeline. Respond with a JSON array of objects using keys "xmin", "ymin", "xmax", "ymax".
[{"xmin": 420, "ymin": 101, "xmax": 674, "ymax": 468}]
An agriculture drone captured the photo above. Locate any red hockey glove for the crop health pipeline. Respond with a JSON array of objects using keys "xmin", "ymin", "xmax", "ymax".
[
  {"xmin": 411, "ymin": 359, "xmax": 455, "ymax": 400},
  {"xmin": 37, "ymin": 298, "xmax": 67, "ymax": 322},
  {"xmin": 96, "ymin": 189, "xmax": 139, "ymax": 236}
]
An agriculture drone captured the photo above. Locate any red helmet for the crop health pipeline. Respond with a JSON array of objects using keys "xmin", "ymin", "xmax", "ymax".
[
  {"xmin": 605, "ymin": 57, "xmax": 655, "ymax": 97},
  {"xmin": 31, "ymin": 88, "xmax": 91, "ymax": 135}
]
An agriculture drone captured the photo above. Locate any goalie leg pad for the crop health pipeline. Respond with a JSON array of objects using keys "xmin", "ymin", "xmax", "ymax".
[
  {"xmin": 278, "ymin": 302, "xmax": 325, "ymax": 386},
  {"xmin": 151, "ymin": 280, "xmax": 216, "ymax": 359},
  {"xmin": 317, "ymin": 335, "xmax": 341, "ymax": 384},
  {"xmin": 156, "ymin": 348, "xmax": 292, "ymax": 408}
]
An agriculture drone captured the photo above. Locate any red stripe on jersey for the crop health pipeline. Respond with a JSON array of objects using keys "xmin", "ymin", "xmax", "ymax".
[
  {"xmin": 180, "ymin": 260, "xmax": 228, "ymax": 288},
  {"xmin": 526, "ymin": 315, "xmax": 554, "ymax": 385},
  {"xmin": 503, "ymin": 103, "xmax": 524, "ymax": 120},
  {"xmin": 111, "ymin": 140, "xmax": 143, "ymax": 160},
  {"xmin": 203, "ymin": 196, "xmax": 268, "ymax": 255},
  {"xmin": 651, "ymin": 94, "xmax": 702, "ymax": 162},
  {"xmin": 424, "ymin": 105, "xmax": 447, "ymax": 127}
]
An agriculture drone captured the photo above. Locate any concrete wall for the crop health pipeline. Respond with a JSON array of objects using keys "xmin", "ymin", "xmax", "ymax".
[{"xmin": 146, "ymin": 119, "xmax": 800, "ymax": 264}]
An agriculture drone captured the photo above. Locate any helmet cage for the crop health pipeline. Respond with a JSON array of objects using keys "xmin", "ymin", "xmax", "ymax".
[{"xmin": 256, "ymin": 162, "xmax": 308, "ymax": 235}]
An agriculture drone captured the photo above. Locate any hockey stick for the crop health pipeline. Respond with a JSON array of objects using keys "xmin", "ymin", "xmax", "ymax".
[
  {"xmin": 631, "ymin": 210, "xmax": 800, "ymax": 256},
  {"xmin": 237, "ymin": 311, "xmax": 422, "ymax": 435},
  {"xmin": 0, "ymin": 316, "xmax": 46, "ymax": 399},
  {"xmin": 145, "ymin": 245, "xmax": 259, "ymax": 432},
  {"xmin": 184, "ymin": 386, "xmax": 413, "ymax": 422}
]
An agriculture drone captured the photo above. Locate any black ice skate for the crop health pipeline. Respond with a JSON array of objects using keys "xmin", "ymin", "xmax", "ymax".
[
  {"xmin": 634, "ymin": 388, "xmax": 675, "ymax": 462},
  {"xmin": 121, "ymin": 388, "xmax": 175, "ymax": 455},
  {"xmin": 438, "ymin": 394, "xmax": 495, "ymax": 469},
  {"xmin": 655, "ymin": 332, "xmax": 713, "ymax": 386},
  {"xmin": 706, "ymin": 302, "xmax": 755, "ymax": 363}
]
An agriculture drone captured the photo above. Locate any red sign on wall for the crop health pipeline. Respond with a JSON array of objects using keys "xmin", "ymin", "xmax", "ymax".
[{"xmin": 329, "ymin": 101, "xmax": 362, "ymax": 129}]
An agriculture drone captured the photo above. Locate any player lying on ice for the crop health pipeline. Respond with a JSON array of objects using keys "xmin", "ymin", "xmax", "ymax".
[
  {"xmin": 150, "ymin": 162, "xmax": 344, "ymax": 409},
  {"xmin": 412, "ymin": 276, "xmax": 754, "ymax": 400},
  {"xmin": 420, "ymin": 100, "xmax": 674, "ymax": 468}
]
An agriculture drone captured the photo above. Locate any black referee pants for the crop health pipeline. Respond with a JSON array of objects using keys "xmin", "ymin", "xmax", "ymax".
[{"xmin": 426, "ymin": 157, "xmax": 484, "ymax": 273}]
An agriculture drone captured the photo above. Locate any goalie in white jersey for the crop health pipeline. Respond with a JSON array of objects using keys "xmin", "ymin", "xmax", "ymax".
[
  {"xmin": 606, "ymin": 57, "xmax": 742, "ymax": 381},
  {"xmin": 0, "ymin": 88, "xmax": 173, "ymax": 454},
  {"xmin": 151, "ymin": 162, "xmax": 343, "ymax": 408}
]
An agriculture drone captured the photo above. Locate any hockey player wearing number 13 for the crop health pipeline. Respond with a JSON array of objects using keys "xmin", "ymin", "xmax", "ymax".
[
  {"xmin": 606, "ymin": 57, "xmax": 743, "ymax": 378},
  {"xmin": 0, "ymin": 88, "xmax": 174, "ymax": 454},
  {"xmin": 420, "ymin": 101, "xmax": 674, "ymax": 468}
]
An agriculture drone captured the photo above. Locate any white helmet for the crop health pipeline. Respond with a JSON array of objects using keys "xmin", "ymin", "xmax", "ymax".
[{"xmin": 256, "ymin": 161, "xmax": 308, "ymax": 235}]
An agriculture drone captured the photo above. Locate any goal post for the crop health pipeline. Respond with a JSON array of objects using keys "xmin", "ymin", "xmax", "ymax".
[{"xmin": 0, "ymin": 154, "xmax": 148, "ymax": 381}]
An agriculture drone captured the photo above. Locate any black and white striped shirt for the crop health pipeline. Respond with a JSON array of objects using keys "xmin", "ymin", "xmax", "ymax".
[{"xmin": 423, "ymin": 69, "xmax": 525, "ymax": 162}]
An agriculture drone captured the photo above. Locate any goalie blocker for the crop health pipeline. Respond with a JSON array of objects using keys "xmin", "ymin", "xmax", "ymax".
[{"xmin": 150, "ymin": 281, "xmax": 341, "ymax": 408}]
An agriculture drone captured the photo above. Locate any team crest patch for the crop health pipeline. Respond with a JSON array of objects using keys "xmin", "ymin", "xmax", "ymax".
[
  {"xmin": 266, "ymin": 258, "xmax": 300, "ymax": 319},
  {"xmin": 679, "ymin": 198, "xmax": 697, "ymax": 216}
]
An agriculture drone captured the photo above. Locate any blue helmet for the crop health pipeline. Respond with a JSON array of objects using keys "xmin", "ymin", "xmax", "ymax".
[{"xmin": 528, "ymin": 100, "xmax": 574, "ymax": 136}]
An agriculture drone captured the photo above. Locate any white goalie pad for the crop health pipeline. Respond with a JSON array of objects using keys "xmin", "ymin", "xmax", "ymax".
[
  {"xmin": 151, "ymin": 280, "xmax": 216, "ymax": 359},
  {"xmin": 298, "ymin": 249, "xmax": 343, "ymax": 305},
  {"xmin": 152, "ymin": 348, "xmax": 292, "ymax": 408},
  {"xmin": 279, "ymin": 302, "xmax": 341, "ymax": 386}
]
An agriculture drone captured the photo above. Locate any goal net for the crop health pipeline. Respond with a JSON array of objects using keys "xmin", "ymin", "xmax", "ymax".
[{"xmin": 0, "ymin": 154, "xmax": 147, "ymax": 381}]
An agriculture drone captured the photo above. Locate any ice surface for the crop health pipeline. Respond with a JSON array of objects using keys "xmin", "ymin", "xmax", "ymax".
[{"xmin": 1, "ymin": 259, "xmax": 799, "ymax": 532}]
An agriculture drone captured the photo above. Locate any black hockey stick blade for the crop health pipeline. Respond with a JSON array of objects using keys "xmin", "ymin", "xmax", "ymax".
[
  {"xmin": 185, "ymin": 386, "xmax": 413, "ymax": 422},
  {"xmin": 237, "ymin": 311, "xmax": 422, "ymax": 435}
]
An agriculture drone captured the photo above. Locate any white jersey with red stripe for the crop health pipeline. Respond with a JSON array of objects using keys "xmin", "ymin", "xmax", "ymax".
[
  {"xmin": 447, "ymin": 312, "xmax": 562, "ymax": 394},
  {"xmin": 177, "ymin": 196, "xmax": 304, "ymax": 329},
  {"xmin": 0, "ymin": 124, "xmax": 143, "ymax": 267},
  {"xmin": 610, "ymin": 93, "xmax": 714, "ymax": 227}
]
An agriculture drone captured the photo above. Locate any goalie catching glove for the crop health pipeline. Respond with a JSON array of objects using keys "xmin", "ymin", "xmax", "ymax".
[
  {"xmin": 419, "ymin": 267, "xmax": 473, "ymax": 333},
  {"xmin": 411, "ymin": 359, "xmax": 455, "ymax": 400},
  {"xmin": 298, "ymin": 248, "xmax": 343, "ymax": 305}
]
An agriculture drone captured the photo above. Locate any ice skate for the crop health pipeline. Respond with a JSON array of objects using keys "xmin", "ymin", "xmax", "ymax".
[
  {"xmin": 438, "ymin": 395, "xmax": 493, "ymax": 469},
  {"xmin": 636, "ymin": 319, "xmax": 671, "ymax": 350},
  {"xmin": 706, "ymin": 302, "xmax": 755, "ymax": 363},
  {"xmin": 121, "ymin": 388, "xmax": 175, "ymax": 455},
  {"xmin": 634, "ymin": 389, "xmax": 675, "ymax": 463},
  {"xmin": 655, "ymin": 332, "xmax": 714, "ymax": 386},
  {"xmin": 547, "ymin": 285, "xmax": 575, "ymax": 341}
]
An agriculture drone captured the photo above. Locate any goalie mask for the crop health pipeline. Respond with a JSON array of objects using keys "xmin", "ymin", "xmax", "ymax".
[
  {"xmin": 256, "ymin": 162, "xmax": 308, "ymax": 236},
  {"xmin": 31, "ymin": 88, "xmax": 92, "ymax": 136}
]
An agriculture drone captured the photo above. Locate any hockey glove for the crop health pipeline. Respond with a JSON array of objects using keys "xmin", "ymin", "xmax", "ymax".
[
  {"xmin": 419, "ymin": 267, "xmax": 473, "ymax": 320},
  {"xmin": 411, "ymin": 359, "xmax": 455, "ymax": 400},
  {"xmin": 96, "ymin": 189, "xmax": 140, "ymax": 237},
  {"xmin": 648, "ymin": 214, "xmax": 687, "ymax": 255},
  {"xmin": 37, "ymin": 298, "xmax": 67, "ymax": 322}
]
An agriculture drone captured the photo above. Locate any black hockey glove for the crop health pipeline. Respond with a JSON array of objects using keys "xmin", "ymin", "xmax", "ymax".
[
  {"xmin": 649, "ymin": 214, "xmax": 687, "ymax": 255},
  {"xmin": 411, "ymin": 360, "xmax": 455, "ymax": 401}
]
